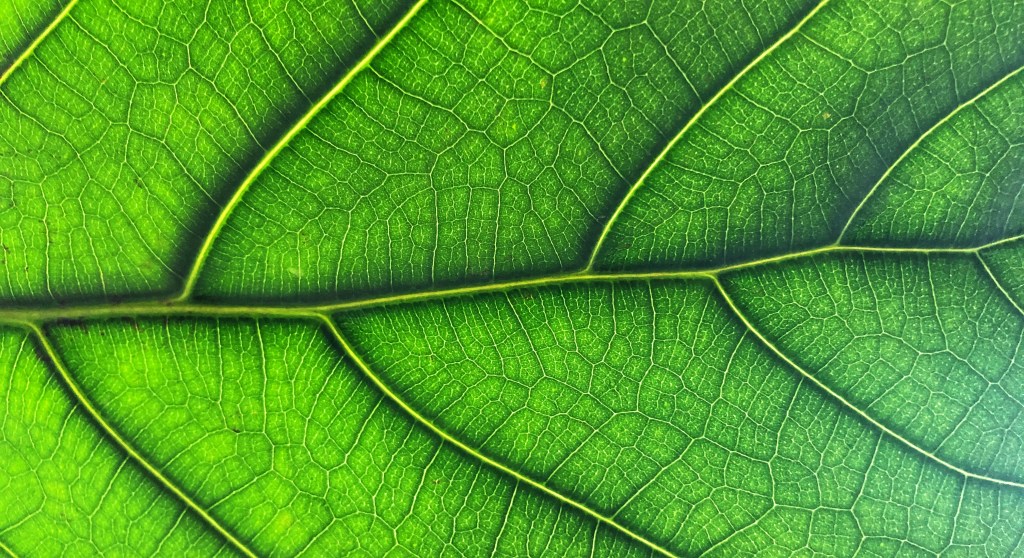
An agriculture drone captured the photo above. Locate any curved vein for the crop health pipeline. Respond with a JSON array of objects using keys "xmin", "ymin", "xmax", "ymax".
[
  {"xmin": 0, "ymin": 0, "xmax": 78, "ymax": 89},
  {"xmin": 0, "ymin": 538, "xmax": 18, "ymax": 558},
  {"xmin": 1, "ymin": 238, "xmax": 1021, "ymax": 324},
  {"xmin": 10, "ymin": 238, "xmax": 1024, "ymax": 324},
  {"xmin": 23, "ymin": 323, "xmax": 260, "ymax": 558},
  {"xmin": 977, "ymin": 252, "xmax": 1024, "ymax": 318},
  {"xmin": 582, "ymin": 0, "xmax": 831, "ymax": 270},
  {"xmin": 320, "ymin": 315, "xmax": 680, "ymax": 558},
  {"xmin": 175, "ymin": 0, "xmax": 429, "ymax": 300},
  {"xmin": 711, "ymin": 277, "xmax": 1024, "ymax": 490},
  {"xmin": 836, "ymin": 63, "xmax": 1024, "ymax": 243}
]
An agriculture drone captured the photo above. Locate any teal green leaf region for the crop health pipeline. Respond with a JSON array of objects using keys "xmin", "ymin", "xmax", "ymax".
[
  {"xmin": 722, "ymin": 254, "xmax": 1024, "ymax": 484},
  {"xmin": 0, "ymin": 0, "xmax": 1022, "ymax": 556},
  {"xmin": 338, "ymin": 282, "xmax": 1024, "ymax": 556}
]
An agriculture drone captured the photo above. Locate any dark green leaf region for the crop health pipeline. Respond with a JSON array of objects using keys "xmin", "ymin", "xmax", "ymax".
[{"xmin": 1, "ymin": 0, "xmax": 1022, "ymax": 556}]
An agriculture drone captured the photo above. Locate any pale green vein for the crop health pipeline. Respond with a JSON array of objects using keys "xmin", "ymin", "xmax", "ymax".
[
  {"xmin": 22, "ymin": 323, "xmax": 260, "ymax": 558},
  {"xmin": 320, "ymin": 315, "xmax": 680, "ymax": 558},
  {"xmin": 0, "ymin": 0, "xmax": 78, "ymax": 89},
  {"xmin": 977, "ymin": 252, "xmax": 1024, "ymax": 318},
  {"xmin": 836, "ymin": 64, "xmax": 1024, "ymax": 243},
  {"xmin": 0, "ymin": 538, "xmax": 18, "ymax": 558},
  {"xmin": 582, "ymin": 0, "xmax": 831, "ymax": 270},
  {"xmin": 0, "ymin": 238, "xmax": 1020, "ymax": 324},
  {"xmin": 711, "ymin": 277, "xmax": 1024, "ymax": 490},
  {"xmin": 175, "ymin": 0, "xmax": 430, "ymax": 301}
]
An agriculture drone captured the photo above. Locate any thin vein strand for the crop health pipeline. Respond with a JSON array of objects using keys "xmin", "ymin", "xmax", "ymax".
[
  {"xmin": 582, "ymin": 0, "xmax": 831, "ymax": 270},
  {"xmin": 977, "ymin": 253, "xmax": 1024, "ymax": 318},
  {"xmin": 174, "ymin": 0, "xmax": 429, "ymax": 301},
  {"xmin": 320, "ymin": 315, "xmax": 681, "ymax": 558},
  {"xmin": 23, "ymin": 323, "xmax": 260, "ymax": 558}
]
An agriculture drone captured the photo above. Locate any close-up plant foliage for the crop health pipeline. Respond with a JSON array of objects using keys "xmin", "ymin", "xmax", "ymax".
[{"xmin": 1, "ymin": 0, "xmax": 1022, "ymax": 556}]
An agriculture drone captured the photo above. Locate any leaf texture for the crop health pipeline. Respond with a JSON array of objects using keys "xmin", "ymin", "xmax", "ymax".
[{"xmin": 0, "ymin": 0, "xmax": 1022, "ymax": 556}]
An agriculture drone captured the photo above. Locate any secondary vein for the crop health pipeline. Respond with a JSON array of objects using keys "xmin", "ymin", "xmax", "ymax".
[
  {"xmin": 321, "ymin": 315, "xmax": 681, "ymax": 558},
  {"xmin": 0, "ymin": 0, "xmax": 78, "ymax": 89},
  {"xmin": 582, "ymin": 0, "xmax": 831, "ymax": 271},
  {"xmin": 836, "ymin": 63, "xmax": 1024, "ymax": 243},
  {"xmin": 24, "ymin": 323, "xmax": 261, "ymax": 558},
  {"xmin": 711, "ymin": 277, "xmax": 1024, "ymax": 490},
  {"xmin": 174, "ymin": 0, "xmax": 429, "ymax": 301}
]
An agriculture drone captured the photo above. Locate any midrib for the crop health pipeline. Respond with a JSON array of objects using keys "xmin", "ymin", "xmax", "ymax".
[
  {"xmin": 4, "ymin": 0, "xmax": 1024, "ymax": 555},
  {"xmin": 5, "ymin": 233, "xmax": 1022, "ymax": 558},
  {"xmin": 0, "ymin": 237, "xmax": 1017, "ymax": 323}
]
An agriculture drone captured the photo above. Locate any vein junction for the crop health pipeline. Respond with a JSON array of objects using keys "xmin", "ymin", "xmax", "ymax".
[{"xmin": 0, "ymin": 237, "xmax": 1017, "ymax": 323}]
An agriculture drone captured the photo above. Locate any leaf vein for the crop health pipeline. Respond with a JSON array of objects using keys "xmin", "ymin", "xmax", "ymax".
[
  {"xmin": 22, "ymin": 323, "xmax": 261, "ymax": 558},
  {"xmin": 2, "ymin": 240, "xmax": 1021, "ymax": 325},
  {"xmin": 175, "ymin": 0, "xmax": 430, "ymax": 300},
  {"xmin": 711, "ymin": 277, "xmax": 1024, "ymax": 490},
  {"xmin": 0, "ymin": 0, "xmax": 78, "ymax": 89},
  {"xmin": 582, "ymin": 0, "xmax": 831, "ymax": 270},
  {"xmin": 321, "ymin": 315, "xmax": 681, "ymax": 558},
  {"xmin": 837, "ymin": 63, "xmax": 1024, "ymax": 243}
]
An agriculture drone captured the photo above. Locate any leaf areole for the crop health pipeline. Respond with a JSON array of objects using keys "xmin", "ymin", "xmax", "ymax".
[{"xmin": 1, "ymin": 0, "xmax": 1023, "ymax": 556}]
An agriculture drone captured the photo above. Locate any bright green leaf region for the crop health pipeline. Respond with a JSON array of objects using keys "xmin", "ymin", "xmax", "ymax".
[{"xmin": 0, "ymin": 0, "xmax": 1022, "ymax": 556}]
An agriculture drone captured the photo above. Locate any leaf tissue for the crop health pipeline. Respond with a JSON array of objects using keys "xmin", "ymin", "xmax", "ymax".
[{"xmin": 1, "ymin": 0, "xmax": 1022, "ymax": 556}]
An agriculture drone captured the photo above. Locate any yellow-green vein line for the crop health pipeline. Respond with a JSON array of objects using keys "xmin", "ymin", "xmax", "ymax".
[
  {"xmin": 977, "ymin": 253, "xmax": 1024, "ymax": 319},
  {"xmin": 711, "ymin": 277, "xmax": 1024, "ymax": 490},
  {"xmin": 0, "ymin": 538, "xmax": 17, "ymax": 558},
  {"xmin": 320, "ymin": 315, "xmax": 680, "ymax": 558},
  {"xmin": 0, "ymin": 0, "xmax": 78, "ymax": 88},
  {"xmin": 0, "ymin": 239, "xmax": 1018, "ymax": 324},
  {"xmin": 175, "ymin": 0, "xmax": 429, "ymax": 300},
  {"xmin": 837, "ymin": 64, "xmax": 1024, "ymax": 243},
  {"xmin": 582, "ymin": 0, "xmax": 831, "ymax": 270},
  {"xmin": 24, "ymin": 323, "xmax": 261, "ymax": 558}
]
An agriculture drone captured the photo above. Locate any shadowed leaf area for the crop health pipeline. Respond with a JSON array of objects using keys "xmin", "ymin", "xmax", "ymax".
[{"xmin": 1, "ymin": 0, "xmax": 1022, "ymax": 556}]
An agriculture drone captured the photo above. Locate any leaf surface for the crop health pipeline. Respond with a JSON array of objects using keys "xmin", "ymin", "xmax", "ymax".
[{"xmin": 1, "ymin": 0, "xmax": 1022, "ymax": 556}]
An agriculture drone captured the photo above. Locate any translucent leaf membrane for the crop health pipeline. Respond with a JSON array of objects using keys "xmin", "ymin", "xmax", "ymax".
[
  {"xmin": 0, "ymin": 0, "xmax": 1021, "ymax": 555},
  {"xmin": 723, "ymin": 254, "xmax": 1024, "ymax": 483},
  {"xmin": 48, "ymin": 319, "xmax": 650, "ymax": 557},
  {"xmin": 337, "ymin": 282, "xmax": 1024, "ymax": 556},
  {"xmin": 0, "ymin": 326, "xmax": 232, "ymax": 556},
  {"xmin": 0, "ymin": 0, "xmax": 414, "ymax": 302},
  {"xmin": 598, "ymin": 0, "xmax": 1024, "ymax": 270},
  {"xmin": 197, "ymin": 0, "xmax": 817, "ymax": 301},
  {"xmin": 981, "ymin": 238, "xmax": 1024, "ymax": 310},
  {"xmin": 844, "ymin": 72, "xmax": 1024, "ymax": 248}
]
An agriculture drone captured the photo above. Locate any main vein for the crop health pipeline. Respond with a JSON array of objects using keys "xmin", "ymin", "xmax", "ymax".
[
  {"xmin": 1, "ymin": 239, "xmax": 1018, "ymax": 323},
  {"xmin": 174, "ymin": 0, "xmax": 429, "ymax": 301},
  {"xmin": 582, "ymin": 0, "xmax": 831, "ymax": 270},
  {"xmin": 23, "ymin": 323, "xmax": 260, "ymax": 558}
]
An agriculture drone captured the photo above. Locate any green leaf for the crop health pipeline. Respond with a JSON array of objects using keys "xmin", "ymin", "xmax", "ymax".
[{"xmin": 1, "ymin": 0, "xmax": 1022, "ymax": 556}]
